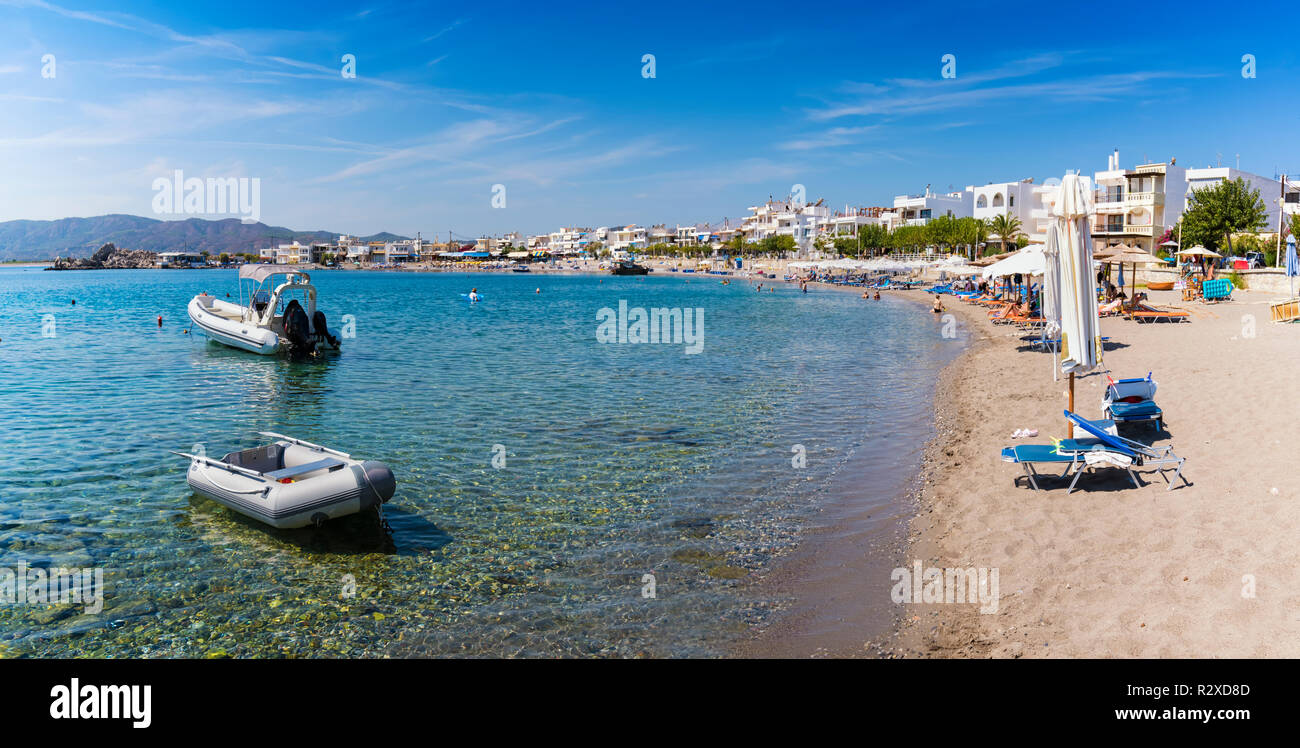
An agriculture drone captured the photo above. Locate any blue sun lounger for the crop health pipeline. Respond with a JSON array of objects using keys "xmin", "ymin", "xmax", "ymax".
[
  {"xmin": 1103, "ymin": 373, "xmax": 1162, "ymax": 429},
  {"xmin": 1000, "ymin": 412, "xmax": 1188, "ymax": 493}
]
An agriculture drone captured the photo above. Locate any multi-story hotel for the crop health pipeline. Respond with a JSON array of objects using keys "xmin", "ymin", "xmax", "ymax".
[
  {"xmin": 741, "ymin": 198, "xmax": 831, "ymax": 251},
  {"xmin": 1091, "ymin": 149, "xmax": 1188, "ymax": 252}
]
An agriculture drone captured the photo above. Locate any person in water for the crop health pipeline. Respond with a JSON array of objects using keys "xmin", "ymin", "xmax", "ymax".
[
  {"xmin": 932, "ymin": 295, "xmax": 945, "ymax": 314},
  {"xmin": 468, "ymin": 288, "xmax": 481, "ymax": 302},
  {"xmin": 873, "ymin": 291, "xmax": 880, "ymax": 301}
]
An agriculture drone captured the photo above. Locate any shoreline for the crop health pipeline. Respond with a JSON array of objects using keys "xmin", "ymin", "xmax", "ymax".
[{"xmin": 733, "ymin": 276, "xmax": 973, "ymax": 658}]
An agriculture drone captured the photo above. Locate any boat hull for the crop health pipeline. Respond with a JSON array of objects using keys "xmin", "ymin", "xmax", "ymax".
[
  {"xmin": 186, "ymin": 446, "xmax": 394, "ymax": 529},
  {"xmin": 188, "ymin": 296, "xmax": 281, "ymax": 355}
]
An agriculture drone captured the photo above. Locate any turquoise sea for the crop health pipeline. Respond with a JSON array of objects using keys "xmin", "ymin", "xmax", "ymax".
[{"xmin": 0, "ymin": 266, "xmax": 962, "ymax": 657}]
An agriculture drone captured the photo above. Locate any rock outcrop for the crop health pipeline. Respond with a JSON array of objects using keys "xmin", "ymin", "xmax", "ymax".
[{"xmin": 50, "ymin": 243, "xmax": 158, "ymax": 270}]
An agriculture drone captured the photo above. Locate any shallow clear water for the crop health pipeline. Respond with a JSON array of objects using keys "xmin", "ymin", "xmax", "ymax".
[{"xmin": 0, "ymin": 266, "xmax": 962, "ymax": 657}]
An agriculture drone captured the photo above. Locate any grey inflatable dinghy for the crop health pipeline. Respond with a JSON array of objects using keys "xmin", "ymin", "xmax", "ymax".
[{"xmin": 174, "ymin": 432, "xmax": 395, "ymax": 529}]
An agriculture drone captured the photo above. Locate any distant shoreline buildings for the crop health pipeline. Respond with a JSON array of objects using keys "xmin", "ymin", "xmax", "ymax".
[{"xmin": 240, "ymin": 149, "xmax": 1300, "ymax": 266}]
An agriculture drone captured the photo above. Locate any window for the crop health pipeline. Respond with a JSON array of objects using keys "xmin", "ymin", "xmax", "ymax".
[
  {"xmin": 992, "ymin": 193, "xmax": 1004, "ymax": 207},
  {"xmin": 977, "ymin": 195, "xmax": 988, "ymax": 208},
  {"xmin": 1009, "ymin": 195, "xmax": 1015, "ymax": 207}
]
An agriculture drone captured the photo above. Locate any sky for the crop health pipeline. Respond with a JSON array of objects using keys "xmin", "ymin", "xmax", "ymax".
[{"xmin": 2, "ymin": 0, "xmax": 1300, "ymax": 239}]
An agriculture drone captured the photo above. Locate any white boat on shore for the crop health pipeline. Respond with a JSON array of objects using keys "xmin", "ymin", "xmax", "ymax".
[
  {"xmin": 174, "ymin": 433, "xmax": 396, "ymax": 529},
  {"xmin": 187, "ymin": 265, "xmax": 340, "ymax": 356}
]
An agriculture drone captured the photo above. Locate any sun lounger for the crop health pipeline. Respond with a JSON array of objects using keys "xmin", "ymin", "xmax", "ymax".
[
  {"xmin": 1062, "ymin": 411, "xmax": 1187, "ymax": 491},
  {"xmin": 1000, "ymin": 412, "xmax": 1187, "ymax": 492},
  {"xmin": 1127, "ymin": 302, "xmax": 1190, "ymax": 323},
  {"xmin": 1103, "ymin": 373, "xmax": 1162, "ymax": 429}
]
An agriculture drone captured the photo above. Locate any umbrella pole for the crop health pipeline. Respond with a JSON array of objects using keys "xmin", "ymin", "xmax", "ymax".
[{"xmin": 1068, "ymin": 373, "xmax": 1075, "ymax": 437}]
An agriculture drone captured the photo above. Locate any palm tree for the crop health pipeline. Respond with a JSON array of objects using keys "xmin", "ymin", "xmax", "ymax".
[
  {"xmin": 971, "ymin": 218, "xmax": 991, "ymax": 261},
  {"xmin": 989, "ymin": 213, "xmax": 1022, "ymax": 255}
]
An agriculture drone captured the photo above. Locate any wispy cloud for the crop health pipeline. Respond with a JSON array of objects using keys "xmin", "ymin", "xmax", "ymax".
[
  {"xmin": 779, "ymin": 125, "xmax": 879, "ymax": 151},
  {"xmin": 422, "ymin": 18, "xmax": 467, "ymax": 43}
]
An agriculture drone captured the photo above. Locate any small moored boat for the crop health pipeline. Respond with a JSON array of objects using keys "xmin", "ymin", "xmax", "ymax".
[
  {"xmin": 175, "ymin": 433, "xmax": 396, "ymax": 529},
  {"xmin": 188, "ymin": 265, "xmax": 341, "ymax": 356},
  {"xmin": 610, "ymin": 259, "xmax": 650, "ymax": 276}
]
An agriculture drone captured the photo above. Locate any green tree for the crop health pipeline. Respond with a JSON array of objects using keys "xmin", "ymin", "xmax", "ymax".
[
  {"xmin": 988, "ymin": 212, "xmax": 1022, "ymax": 255},
  {"xmin": 1180, "ymin": 177, "xmax": 1267, "ymax": 254}
]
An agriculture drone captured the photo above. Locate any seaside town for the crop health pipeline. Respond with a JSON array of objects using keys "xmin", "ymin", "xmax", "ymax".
[
  {"xmin": 11, "ymin": 0, "xmax": 1300, "ymax": 728},
  {"xmin": 143, "ymin": 149, "xmax": 1299, "ymax": 283}
]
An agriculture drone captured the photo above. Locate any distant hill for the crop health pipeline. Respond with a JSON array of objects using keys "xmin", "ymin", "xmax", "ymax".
[{"xmin": 0, "ymin": 215, "xmax": 408, "ymax": 261}]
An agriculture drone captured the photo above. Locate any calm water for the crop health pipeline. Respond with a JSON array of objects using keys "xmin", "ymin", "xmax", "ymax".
[{"xmin": 0, "ymin": 266, "xmax": 963, "ymax": 657}]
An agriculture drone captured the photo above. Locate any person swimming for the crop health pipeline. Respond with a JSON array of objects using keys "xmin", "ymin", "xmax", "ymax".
[{"xmin": 468, "ymin": 288, "xmax": 481, "ymax": 303}]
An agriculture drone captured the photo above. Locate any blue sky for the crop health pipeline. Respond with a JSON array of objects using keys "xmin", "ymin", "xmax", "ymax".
[{"xmin": 2, "ymin": 0, "xmax": 1299, "ymax": 238}]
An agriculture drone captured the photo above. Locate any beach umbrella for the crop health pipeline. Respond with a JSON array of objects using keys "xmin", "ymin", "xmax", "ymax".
[
  {"xmin": 1041, "ymin": 225, "xmax": 1063, "ymax": 341},
  {"xmin": 1105, "ymin": 246, "xmax": 1162, "ymax": 302},
  {"xmin": 1051, "ymin": 174, "xmax": 1102, "ymax": 435},
  {"xmin": 1176, "ymin": 245, "xmax": 1221, "ymax": 279},
  {"xmin": 980, "ymin": 245, "xmax": 1046, "ymax": 280}
]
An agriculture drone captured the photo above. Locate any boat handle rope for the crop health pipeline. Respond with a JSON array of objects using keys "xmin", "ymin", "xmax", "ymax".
[{"xmin": 202, "ymin": 474, "xmax": 271, "ymax": 496}]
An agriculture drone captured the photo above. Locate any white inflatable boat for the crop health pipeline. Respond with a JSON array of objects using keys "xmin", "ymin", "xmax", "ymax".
[
  {"xmin": 188, "ymin": 265, "xmax": 341, "ymax": 356},
  {"xmin": 175, "ymin": 433, "xmax": 395, "ymax": 529}
]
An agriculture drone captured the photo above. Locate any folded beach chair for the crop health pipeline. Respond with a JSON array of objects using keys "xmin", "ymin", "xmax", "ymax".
[
  {"xmin": 1103, "ymin": 373, "xmax": 1162, "ymax": 429},
  {"xmin": 1000, "ymin": 412, "xmax": 1188, "ymax": 493}
]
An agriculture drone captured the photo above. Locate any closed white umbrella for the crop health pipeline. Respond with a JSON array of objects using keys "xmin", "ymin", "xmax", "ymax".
[
  {"xmin": 1052, "ymin": 174, "xmax": 1102, "ymax": 434},
  {"xmin": 1041, "ymin": 224, "xmax": 1063, "ymax": 341}
]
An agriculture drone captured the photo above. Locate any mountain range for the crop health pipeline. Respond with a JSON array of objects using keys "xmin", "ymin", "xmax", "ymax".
[{"xmin": 0, "ymin": 215, "xmax": 408, "ymax": 261}]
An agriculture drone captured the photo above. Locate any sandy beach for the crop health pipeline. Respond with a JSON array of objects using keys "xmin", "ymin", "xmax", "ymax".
[
  {"xmin": 728, "ymin": 275, "xmax": 1300, "ymax": 658},
  {"xmin": 881, "ymin": 285, "xmax": 1300, "ymax": 658}
]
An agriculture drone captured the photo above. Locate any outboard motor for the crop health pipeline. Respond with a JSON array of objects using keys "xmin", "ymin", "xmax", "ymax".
[
  {"xmin": 358, "ymin": 461, "xmax": 396, "ymax": 509},
  {"xmin": 282, "ymin": 299, "xmax": 315, "ymax": 355},
  {"xmin": 312, "ymin": 310, "xmax": 341, "ymax": 349}
]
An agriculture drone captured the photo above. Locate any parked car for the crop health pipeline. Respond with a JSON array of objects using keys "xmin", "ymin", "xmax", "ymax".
[{"xmin": 1244, "ymin": 251, "xmax": 1265, "ymax": 268}]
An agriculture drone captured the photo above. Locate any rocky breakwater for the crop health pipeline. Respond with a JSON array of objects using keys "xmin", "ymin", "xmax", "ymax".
[{"xmin": 48, "ymin": 243, "xmax": 157, "ymax": 270}]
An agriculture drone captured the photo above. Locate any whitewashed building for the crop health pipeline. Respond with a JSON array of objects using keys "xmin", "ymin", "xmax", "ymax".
[
  {"xmin": 741, "ymin": 198, "xmax": 831, "ymax": 251},
  {"xmin": 891, "ymin": 188, "xmax": 973, "ymax": 225},
  {"xmin": 1185, "ymin": 166, "xmax": 1300, "ymax": 233},
  {"xmin": 1092, "ymin": 149, "xmax": 1187, "ymax": 252}
]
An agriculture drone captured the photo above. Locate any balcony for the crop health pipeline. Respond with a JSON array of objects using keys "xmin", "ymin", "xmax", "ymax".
[
  {"xmin": 1094, "ymin": 223, "xmax": 1156, "ymax": 236},
  {"xmin": 1124, "ymin": 191, "xmax": 1163, "ymax": 206}
]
